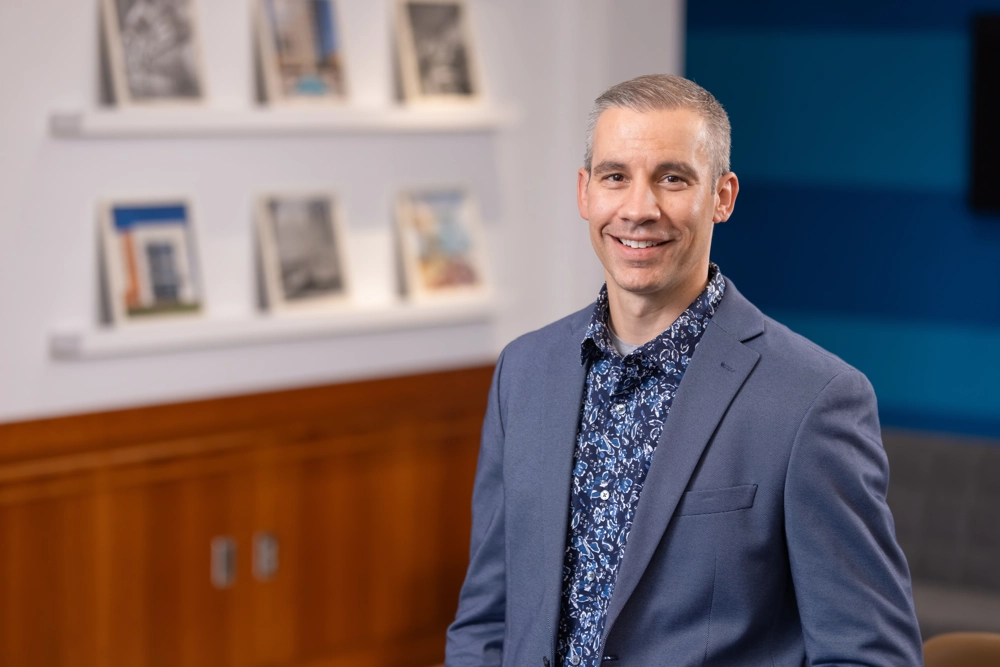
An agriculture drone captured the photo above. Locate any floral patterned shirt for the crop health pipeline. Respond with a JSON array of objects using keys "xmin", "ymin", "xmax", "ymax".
[{"xmin": 555, "ymin": 265, "xmax": 726, "ymax": 667}]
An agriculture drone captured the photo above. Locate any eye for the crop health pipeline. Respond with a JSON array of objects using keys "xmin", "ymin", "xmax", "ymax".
[
  {"xmin": 604, "ymin": 173, "xmax": 625, "ymax": 183},
  {"xmin": 663, "ymin": 174, "xmax": 685, "ymax": 184}
]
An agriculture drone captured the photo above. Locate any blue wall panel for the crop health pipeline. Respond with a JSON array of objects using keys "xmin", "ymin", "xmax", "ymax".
[
  {"xmin": 711, "ymin": 182, "xmax": 1000, "ymax": 326},
  {"xmin": 688, "ymin": 5, "xmax": 1000, "ymax": 435},
  {"xmin": 687, "ymin": 32, "xmax": 968, "ymax": 190}
]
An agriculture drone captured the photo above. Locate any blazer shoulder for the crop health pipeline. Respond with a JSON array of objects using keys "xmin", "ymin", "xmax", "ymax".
[
  {"xmin": 748, "ymin": 312, "xmax": 871, "ymax": 398},
  {"xmin": 491, "ymin": 303, "xmax": 593, "ymax": 407},
  {"xmin": 765, "ymin": 315, "xmax": 854, "ymax": 369},
  {"xmin": 713, "ymin": 279, "xmax": 857, "ymax": 384},
  {"xmin": 714, "ymin": 281, "xmax": 859, "ymax": 385},
  {"xmin": 501, "ymin": 303, "xmax": 593, "ymax": 366}
]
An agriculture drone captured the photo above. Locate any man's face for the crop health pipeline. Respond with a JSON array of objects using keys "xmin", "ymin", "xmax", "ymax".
[{"xmin": 578, "ymin": 106, "xmax": 735, "ymax": 303}]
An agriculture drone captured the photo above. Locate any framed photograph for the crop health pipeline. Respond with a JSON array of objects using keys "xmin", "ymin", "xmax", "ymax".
[
  {"xmin": 394, "ymin": 0, "xmax": 480, "ymax": 103},
  {"xmin": 100, "ymin": 0, "xmax": 206, "ymax": 105},
  {"xmin": 256, "ymin": 0, "xmax": 349, "ymax": 104},
  {"xmin": 395, "ymin": 188, "xmax": 488, "ymax": 302},
  {"xmin": 257, "ymin": 193, "xmax": 351, "ymax": 312},
  {"xmin": 99, "ymin": 199, "xmax": 204, "ymax": 324}
]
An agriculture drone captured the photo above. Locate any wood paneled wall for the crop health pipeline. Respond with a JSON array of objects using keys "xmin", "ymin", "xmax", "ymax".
[{"xmin": 0, "ymin": 365, "xmax": 494, "ymax": 667}]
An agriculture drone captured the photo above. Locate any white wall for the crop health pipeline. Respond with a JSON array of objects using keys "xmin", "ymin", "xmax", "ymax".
[{"xmin": 0, "ymin": 0, "xmax": 683, "ymax": 423}]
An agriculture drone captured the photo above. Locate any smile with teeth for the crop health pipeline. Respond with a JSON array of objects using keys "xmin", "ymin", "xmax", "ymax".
[{"xmin": 616, "ymin": 237, "xmax": 665, "ymax": 249}]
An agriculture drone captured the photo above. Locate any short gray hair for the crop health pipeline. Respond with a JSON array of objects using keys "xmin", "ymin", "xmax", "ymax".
[{"xmin": 584, "ymin": 74, "xmax": 732, "ymax": 178}]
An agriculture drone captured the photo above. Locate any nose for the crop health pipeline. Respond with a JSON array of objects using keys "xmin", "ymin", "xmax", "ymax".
[{"xmin": 619, "ymin": 182, "xmax": 660, "ymax": 225}]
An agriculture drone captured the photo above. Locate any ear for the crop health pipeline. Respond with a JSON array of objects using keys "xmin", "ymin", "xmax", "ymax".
[
  {"xmin": 577, "ymin": 168, "xmax": 591, "ymax": 220},
  {"xmin": 713, "ymin": 172, "xmax": 739, "ymax": 223}
]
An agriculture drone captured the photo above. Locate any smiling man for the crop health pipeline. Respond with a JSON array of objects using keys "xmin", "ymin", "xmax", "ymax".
[{"xmin": 447, "ymin": 74, "xmax": 922, "ymax": 667}]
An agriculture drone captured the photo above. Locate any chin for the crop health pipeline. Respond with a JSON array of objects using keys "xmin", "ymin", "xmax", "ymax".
[{"xmin": 609, "ymin": 275, "xmax": 670, "ymax": 296}]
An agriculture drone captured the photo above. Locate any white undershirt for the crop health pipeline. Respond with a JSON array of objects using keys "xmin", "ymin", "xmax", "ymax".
[{"xmin": 608, "ymin": 325, "xmax": 641, "ymax": 357}]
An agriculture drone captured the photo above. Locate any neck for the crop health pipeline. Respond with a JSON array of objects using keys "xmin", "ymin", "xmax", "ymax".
[{"xmin": 606, "ymin": 268, "xmax": 711, "ymax": 346}]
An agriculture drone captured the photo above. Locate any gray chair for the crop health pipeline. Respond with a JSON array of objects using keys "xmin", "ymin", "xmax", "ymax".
[{"xmin": 884, "ymin": 432, "xmax": 1000, "ymax": 640}]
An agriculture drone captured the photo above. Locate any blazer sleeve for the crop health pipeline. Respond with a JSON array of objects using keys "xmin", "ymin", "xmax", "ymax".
[
  {"xmin": 784, "ymin": 370, "xmax": 923, "ymax": 667},
  {"xmin": 446, "ymin": 351, "xmax": 507, "ymax": 667}
]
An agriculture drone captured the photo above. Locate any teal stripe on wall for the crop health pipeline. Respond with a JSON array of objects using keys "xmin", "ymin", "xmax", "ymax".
[
  {"xmin": 687, "ymin": 31, "xmax": 969, "ymax": 190},
  {"xmin": 771, "ymin": 312, "xmax": 1000, "ymax": 426}
]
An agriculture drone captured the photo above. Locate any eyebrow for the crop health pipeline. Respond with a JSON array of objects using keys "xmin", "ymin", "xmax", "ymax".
[
  {"xmin": 655, "ymin": 161, "xmax": 700, "ymax": 182},
  {"xmin": 591, "ymin": 159, "xmax": 701, "ymax": 182},
  {"xmin": 592, "ymin": 160, "xmax": 629, "ymax": 175}
]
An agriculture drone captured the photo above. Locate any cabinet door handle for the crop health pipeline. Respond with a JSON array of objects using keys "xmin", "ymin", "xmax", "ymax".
[
  {"xmin": 210, "ymin": 536, "xmax": 237, "ymax": 589},
  {"xmin": 253, "ymin": 532, "xmax": 279, "ymax": 581}
]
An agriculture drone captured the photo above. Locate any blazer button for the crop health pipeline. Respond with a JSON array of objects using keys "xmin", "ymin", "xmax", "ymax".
[{"xmin": 542, "ymin": 658, "xmax": 550, "ymax": 667}]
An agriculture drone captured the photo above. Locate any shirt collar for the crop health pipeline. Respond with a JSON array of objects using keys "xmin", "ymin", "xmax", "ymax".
[{"xmin": 581, "ymin": 263, "xmax": 726, "ymax": 365}]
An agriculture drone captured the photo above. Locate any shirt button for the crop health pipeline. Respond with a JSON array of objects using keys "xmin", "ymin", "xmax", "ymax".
[
  {"xmin": 570, "ymin": 656, "xmax": 581, "ymax": 665},
  {"xmin": 600, "ymin": 490, "xmax": 610, "ymax": 500}
]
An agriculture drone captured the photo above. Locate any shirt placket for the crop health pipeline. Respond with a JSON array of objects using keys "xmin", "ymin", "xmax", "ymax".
[
  {"xmin": 602, "ymin": 355, "xmax": 641, "ymax": 561},
  {"xmin": 591, "ymin": 355, "xmax": 623, "ymax": 509}
]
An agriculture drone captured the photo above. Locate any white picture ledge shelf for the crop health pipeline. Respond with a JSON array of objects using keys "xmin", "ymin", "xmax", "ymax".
[
  {"xmin": 50, "ymin": 299, "xmax": 495, "ymax": 361},
  {"xmin": 50, "ymin": 106, "xmax": 515, "ymax": 139}
]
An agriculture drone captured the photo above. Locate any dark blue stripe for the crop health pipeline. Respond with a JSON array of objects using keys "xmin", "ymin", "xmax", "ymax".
[
  {"xmin": 712, "ymin": 181, "xmax": 1000, "ymax": 326},
  {"xmin": 112, "ymin": 204, "xmax": 188, "ymax": 230},
  {"xmin": 688, "ymin": 1, "xmax": 1000, "ymax": 31}
]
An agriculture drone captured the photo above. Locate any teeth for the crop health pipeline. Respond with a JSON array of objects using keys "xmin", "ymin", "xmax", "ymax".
[{"xmin": 619, "ymin": 238, "xmax": 661, "ymax": 249}]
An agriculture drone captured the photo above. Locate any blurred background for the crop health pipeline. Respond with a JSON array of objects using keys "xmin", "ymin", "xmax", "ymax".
[{"xmin": 0, "ymin": 0, "xmax": 997, "ymax": 665}]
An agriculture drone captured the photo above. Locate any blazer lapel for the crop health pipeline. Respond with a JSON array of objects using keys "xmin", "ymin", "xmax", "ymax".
[
  {"xmin": 534, "ymin": 316, "xmax": 590, "ymax": 647},
  {"xmin": 601, "ymin": 283, "xmax": 764, "ymax": 643}
]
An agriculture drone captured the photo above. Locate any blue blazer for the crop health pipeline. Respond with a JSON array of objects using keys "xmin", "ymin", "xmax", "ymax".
[{"xmin": 447, "ymin": 280, "xmax": 922, "ymax": 667}]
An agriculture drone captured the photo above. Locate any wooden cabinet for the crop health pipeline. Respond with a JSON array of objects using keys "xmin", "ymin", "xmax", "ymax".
[
  {"xmin": 103, "ymin": 460, "xmax": 256, "ymax": 667},
  {"xmin": 0, "ymin": 366, "xmax": 492, "ymax": 667},
  {"xmin": 0, "ymin": 477, "xmax": 101, "ymax": 667},
  {"xmin": 255, "ymin": 425, "xmax": 480, "ymax": 667}
]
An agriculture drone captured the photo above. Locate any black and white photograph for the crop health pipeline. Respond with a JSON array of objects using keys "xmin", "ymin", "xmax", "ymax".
[
  {"xmin": 99, "ymin": 199, "xmax": 204, "ymax": 325},
  {"xmin": 258, "ymin": 194, "xmax": 351, "ymax": 312},
  {"xmin": 101, "ymin": 0, "xmax": 206, "ymax": 104},
  {"xmin": 395, "ymin": 0, "xmax": 479, "ymax": 103},
  {"xmin": 256, "ymin": 0, "xmax": 348, "ymax": 104}
]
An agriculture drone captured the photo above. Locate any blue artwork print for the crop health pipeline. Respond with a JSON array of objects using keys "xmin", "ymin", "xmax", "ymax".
[
  {"xmin": 264, "ymin": 0, "xmax": 346, "ymax": 98},
  {"xmin": 408, "ymin": 190, "xmax": 479, "ymax": 290},
  {"xmin": 108, "ymin": 202, "xmax": 201, "ymax": 319}
]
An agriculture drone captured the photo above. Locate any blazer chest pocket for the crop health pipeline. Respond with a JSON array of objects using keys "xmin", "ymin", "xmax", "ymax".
[{"xmin": 676, "ymin": 484, "xmax": 757, "ymax": 516}]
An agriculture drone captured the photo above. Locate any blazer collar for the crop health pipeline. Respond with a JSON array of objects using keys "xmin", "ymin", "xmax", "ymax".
[
  {"xmin": 535, "ymin": 306, "xmax": 593, "ymax": 652},
  {"xmin": 706, "ymin": 277, "xmax": 767, "ymax": 343}
]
